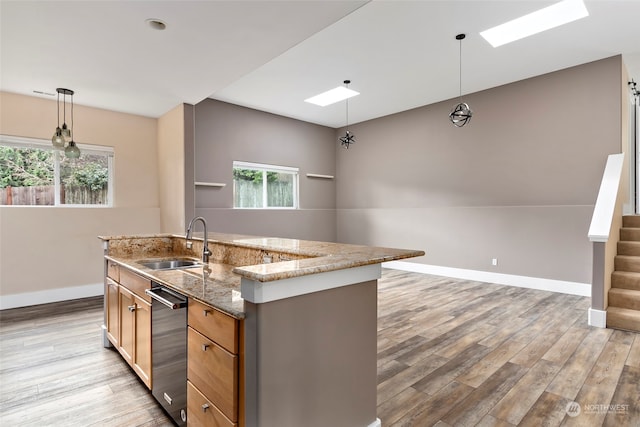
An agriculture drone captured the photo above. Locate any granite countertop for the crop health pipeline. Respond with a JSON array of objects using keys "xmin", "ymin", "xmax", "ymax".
[
  {"xmin": 101, "ymin": 232, "xmax": 424, "ymax": 319},
  {"xmin": 105, "ymin": 255, "xmax": 246, "ymax": 318}
]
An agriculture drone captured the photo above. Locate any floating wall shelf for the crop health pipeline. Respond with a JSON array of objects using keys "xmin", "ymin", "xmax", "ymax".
[
  {"xmin": 306, "ymin": 173, "xmax": 334, "ymax": 180},
  {"xmin": 195, "ymin": 182, "xmax": 226, "ymax": 187}
]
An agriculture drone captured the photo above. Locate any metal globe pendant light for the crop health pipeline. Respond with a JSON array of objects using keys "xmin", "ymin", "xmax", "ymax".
[
  {"xmin": 339, "ymin": 80, "xmax": 355, "ymax": 149},
  {"xmin": 449, "ymin": 34, "xmax": 472, "ymax": 127}
]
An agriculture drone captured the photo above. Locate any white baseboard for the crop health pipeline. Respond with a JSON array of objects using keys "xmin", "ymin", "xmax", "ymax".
[
  {"xmin": 367, "ymin": 418, "xmax": 381, "ymax": 427},
  {"xmin": 588, "ymin": 308, "xmax": 607, "ymax": 328},
  {"xmin": 383, "ymin": 261, "xmax": 591, "ymax": 297},
  {"xmin": 0, "ymin": 283, "xmax": 104, "ymax": 310}
]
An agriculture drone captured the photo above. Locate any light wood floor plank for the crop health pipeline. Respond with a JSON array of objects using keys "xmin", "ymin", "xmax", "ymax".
[
  {"xmin": 542, "ymin": 325, "xmax": 590, "ymax": 365},
  {"xmin": 489, "ymin": 359, "xmax": 561, "ymax": 425},
  {"xmin": 603, "ymin": 365, "xmax": 640, "ymax": 427},
  {"xmin": 545, "ymin": 327, "xmax": 613, "ymax": 400},
  {"xmin": 519, "ymin": 391, "xmax": 571, "ymax": 427},
  {"xmin": 626, "ymin": 334, "xmax": 640, "ymax": 367},
  {"xmin": 440, "ymin": 362, "xmax": 527, "ymax": 426}
]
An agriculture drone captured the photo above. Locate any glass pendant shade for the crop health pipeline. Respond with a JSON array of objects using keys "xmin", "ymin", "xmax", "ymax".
[
  {"xmin": 52, "ymin": 128, "xmax": 65, "ymax": 148},
  {"xmin": 65, "ymin": 140, "xmax": 81, "ymax": 159},
  {"xmin": 61, "ymin": 124, "xmax": 71, "ymax": 139}
]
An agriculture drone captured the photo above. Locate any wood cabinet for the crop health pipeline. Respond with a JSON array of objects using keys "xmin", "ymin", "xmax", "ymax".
[
  {"xmin": 187, "ymin": 299, "xmax": 242, "ymax": 426},
  {"xmin": 106, "ymin": 278, "xmax": 119, "ymax": 346},
  {"xmin": 118, "ymin": 286, "xmax": 135, "ymax": 365},
  {"xmin": 187, "ymin": 381, "xmax": 235, "ymax": 427},
  {"xmin": 132, "ymin": 293, "xmax": 151, "ymax": 388},
  {"xmin": 105, "ymin": 260, "xmax": 152, "ymax": 389}
]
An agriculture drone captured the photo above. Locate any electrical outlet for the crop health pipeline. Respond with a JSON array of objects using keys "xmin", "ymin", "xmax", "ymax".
[{"xmin": 492, "ymin": 258, "xmax": 498, "ymax": 266}]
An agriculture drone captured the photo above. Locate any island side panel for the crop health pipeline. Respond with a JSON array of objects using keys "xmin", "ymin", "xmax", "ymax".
[{"xmin": 244, "ymin": 280, "xmax": 378, "ymax": 427}]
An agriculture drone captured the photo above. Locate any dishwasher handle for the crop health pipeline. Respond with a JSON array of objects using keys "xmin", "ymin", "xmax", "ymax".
[{"xmin": 146, "ymin": 287, "xmax": 187, "ymax": 310}]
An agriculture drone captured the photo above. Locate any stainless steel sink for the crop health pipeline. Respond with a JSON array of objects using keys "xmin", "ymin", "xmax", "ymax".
[{"xmin": 139, "ymin": 258, "xmax": 202, "ymax": 270}]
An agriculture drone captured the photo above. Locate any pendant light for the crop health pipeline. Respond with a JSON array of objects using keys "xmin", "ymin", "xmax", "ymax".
[
  {"xmin": 339, "ymin": 80, "xmax": 355, "ymax": 149},
  {"xmin": 449, "ymin": 34, "xmax": 472, "ymax": 127},
  {"xmin": 64, "ymin": 90, "xmax": 80, "ymax": 158},
  {"xmin": 51, "ymin": 88, "xmax": 81, "ymax": 158},
  {"xmin": 51, "ymin": 90, "xmax": 66, "ymax": 148}
]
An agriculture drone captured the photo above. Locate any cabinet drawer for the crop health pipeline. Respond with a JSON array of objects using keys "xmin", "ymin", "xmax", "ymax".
[
  {"xmin": 187, "ymin": 380, "xmax": 236, "ymax": 427},
  {"xmin": 188, "ymin": 327, "xmax": 238, "ymax": 422},
  {"xmin": 188, "ymin": 299, "xmax": 238, "ymax": 354},
  {"xmin": 119, "ymin": 267, "xmax": 151, "ymax": 303},
  {"xmin": 107, "ymin": 260, "xmax": 120, "ymax": 282}
]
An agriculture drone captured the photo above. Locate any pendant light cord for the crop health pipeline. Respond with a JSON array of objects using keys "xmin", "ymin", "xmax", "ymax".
[
  {"xmin": 345, "ymin": 80, "xmax": 350, "ymax": 129},
  {"xmin": 459, "ymin": 37, "xmax": 463, "ymax": 103},
  {"xmin": 71, "ymin": 93, "xmax": 74, "ymax": 139},
  {"xmin": 346, "ymin": 97, "xmax": 349, "ymax": 129},
  {"xmin": 56, "ymin": 91, "xmax": 60, "ymax": 127}
]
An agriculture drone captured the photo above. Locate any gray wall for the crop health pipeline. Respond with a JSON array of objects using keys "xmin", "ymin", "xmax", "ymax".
[
  {"xmin": 244, "ymin": 280, "xmax": 378, "ymax": 427},
  {"xmin": 194, "ymin": 99, "xmax": 336, "ymax": 241},
  {"xmin": 336, "ymin": 56, "xmax": 623, "ymax": 284},
  {"xmin": 193, "ymin": 57, "xmax": 623, "ymax": 286}
]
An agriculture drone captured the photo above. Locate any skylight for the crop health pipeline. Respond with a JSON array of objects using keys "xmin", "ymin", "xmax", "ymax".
[
  {"xmin": 304, "ymin": 86, "xmax": 360, "ymax": 107},
  {"xmin": 480, "ymin": 0, "xmax": 589, "ymax": 48}
]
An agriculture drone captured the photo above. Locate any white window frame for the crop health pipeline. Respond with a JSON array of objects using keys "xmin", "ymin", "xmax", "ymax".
[
  {"xmin": 0, "ymin": 134, "xmax": 114, "ymax": 207},
  {"xmin": 233, "ymin": 161, "xmax": 299, "ymax": 209}
]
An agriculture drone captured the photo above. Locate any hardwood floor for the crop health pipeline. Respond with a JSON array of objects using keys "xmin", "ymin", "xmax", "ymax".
[
  {"xmin": 1, "ymin": 270, "xmax": 639, "ymax": 426},
  {"xmin": 0, "ymin": 297, "xmax": 172, "ymax": 426},
  {"xmin": 377, "ymin": 270, "xmax": 640, "ymax": 427}
]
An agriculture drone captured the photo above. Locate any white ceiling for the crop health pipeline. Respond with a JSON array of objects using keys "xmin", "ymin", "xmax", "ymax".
[{"xmin": 2, "ymin": 1, "xmax": 639, "ymax": 129}]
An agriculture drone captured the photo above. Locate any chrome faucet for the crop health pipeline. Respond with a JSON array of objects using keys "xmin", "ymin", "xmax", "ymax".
[{"xmin": 186, "ymin": 216, "xmax": 211, "ymax": 263}]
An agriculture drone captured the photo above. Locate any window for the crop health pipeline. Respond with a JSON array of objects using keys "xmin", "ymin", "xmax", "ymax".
[
  {"xmin": 0, "ymin": 135, "xmax": 113, "ymax": 206},
  {"xmin": 233, "ymin": 161, "xmax": 298, "ymax": 209}
]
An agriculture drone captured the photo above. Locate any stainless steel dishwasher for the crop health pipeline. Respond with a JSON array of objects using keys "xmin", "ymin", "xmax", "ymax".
[{"xmin": 145, "ymin": 284, "xmax": 188, "ymax": 426}]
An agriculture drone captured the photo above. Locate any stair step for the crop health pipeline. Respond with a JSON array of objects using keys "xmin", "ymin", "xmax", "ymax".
[
  {"xmin": 608, "ymin": 288, "xmax": 640, "ymax": 310},
  {"xmin": 614, "ymin": 255, "xmax": 640, "ymax": 273},
  {"xmin": 606, "ymin": 307, "xmax": 640, "ymax": 332},
  {"xmin": 617, "ymin": 241, "xmax": 640, "ymax": 256},
  {"xmin": 620, "ymin": 227, "xmax": 640, "ymax": 241},
  {"xmin": 623, "ymin": 215, "xmax": 640, "ymax": 228},
  {"xmin": 611, "ymin": 271, "xmax": 640, "ymax": 291}
]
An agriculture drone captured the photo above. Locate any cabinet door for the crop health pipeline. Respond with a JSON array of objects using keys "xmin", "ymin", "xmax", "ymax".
[
  {"xmin": 188, "ymin": 299, "xmax": 238, "ymax": 354},
  {"xmin": 133, "ymin": 295, "xmax": 152, "ymax": 389},
  {"xmin": 118, "ymin": 286, "xmax": 135, "ymax": 365},
  {"xmin": 106, "ymin": 279, "xmax": 119, "ymax": 346},
  {"xmin": 187, "ymin": 380, "xmax": 236, "ymax": 427},
  {"xmin": 188, "ymin": 327, "xmax": 238, "ymax": 422}
]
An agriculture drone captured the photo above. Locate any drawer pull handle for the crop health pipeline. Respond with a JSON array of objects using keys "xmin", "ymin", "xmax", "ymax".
[
  {"xmin": 128, "ymin": 305, "xmax": 136, "ymax": 312},
  {"xmin": 203, "ymin": 309, "xmax": 210, "ymax": 317},
  {"xmin": 202, "ymin": 403, "xmax": 209, "ymax": 413},
  {"xmin": 202, "ymin": 344, "xmax": 209, "ymax": 351}
]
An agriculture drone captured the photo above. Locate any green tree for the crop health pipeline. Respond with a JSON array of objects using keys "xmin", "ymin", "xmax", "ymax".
[
  {"xmin": 0, "ymin": 146, "xmax": 53, "ymax": 187},
  {"xmin": 233, "ymin": 168, "xmax": 279, "ymax": 183},
  {"xmin": 63, "ymin": 161, "xmax": 108, "ymax": 191}
]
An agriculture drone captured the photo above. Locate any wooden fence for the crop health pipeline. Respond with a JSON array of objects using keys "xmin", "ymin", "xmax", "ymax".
[
  {"xmin": 1, "ymin": 186, "xmax": 107, "ymax": 205},
  {"xmin": 233, "ymin": 181, "xmax": 293, "ymax": 208}
]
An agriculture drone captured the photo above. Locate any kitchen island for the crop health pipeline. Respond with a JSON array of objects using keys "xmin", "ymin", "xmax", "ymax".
[{"xmin": 100, "ymin": 232, "xmax": 423, "ymax": 427}]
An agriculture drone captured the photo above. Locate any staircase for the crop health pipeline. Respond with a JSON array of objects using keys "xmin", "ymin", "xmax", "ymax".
[{"xmin": 608, "ymin": 215, "xmax": 640, "ymax": 332}]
